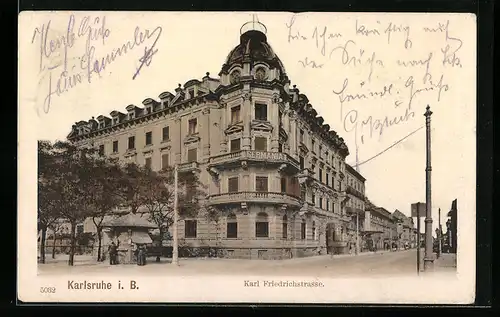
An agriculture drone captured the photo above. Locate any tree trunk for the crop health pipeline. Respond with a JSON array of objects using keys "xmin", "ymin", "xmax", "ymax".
[
  {"xmin": 68, "ymin": 222, "xmax": 76, "ymax": 266},
  {"xmin": 96, "ymin": 228, "xmax": 103, "ymax": 262},
  {"xmin": 39, "ymin": 227, "xmax": 47, "ymax": 264},
  {"xmin": 156, "ymin": 227, "xmax": 162, "ymax": 262},
  {"xmin": 52, "ymin": 233, "xmax": 57, "ymax": 259}
]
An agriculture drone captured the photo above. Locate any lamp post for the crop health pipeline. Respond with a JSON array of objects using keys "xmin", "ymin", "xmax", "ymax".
[{"xmin": 424, "ymin": 105, "xmax": 434, "ymax": 271}]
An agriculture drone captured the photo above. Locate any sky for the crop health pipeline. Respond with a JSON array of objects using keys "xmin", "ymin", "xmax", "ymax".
[{"xmin": 19, "ymin": 11, "xmax": 476, "ymax": 234}]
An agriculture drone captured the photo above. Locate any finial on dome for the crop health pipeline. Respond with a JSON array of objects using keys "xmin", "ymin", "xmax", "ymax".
[
  {"xmin": 206, "ymin": 72, "xmax": 210, "ymax": 76},
  {"xmin": 178, "ymin": 83, "xmax": 181, "ymax": 88},
  {"xmin": 240, "ymin": 14, "xmax": 267, "ymax": 35}
]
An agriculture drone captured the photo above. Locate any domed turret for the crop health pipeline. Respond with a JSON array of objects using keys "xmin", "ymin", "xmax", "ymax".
[{"xmin": 219, "ymin": 15, "xmax": 288, "ymax": 83}]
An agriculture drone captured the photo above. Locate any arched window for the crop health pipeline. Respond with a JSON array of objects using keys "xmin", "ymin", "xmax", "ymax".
[
  {"xmin": 282, "ymin": 215, "xmax": 288, "ymax": 239},
  {"xmin": 301, "ymin": 219, "xmax": 306, "ymax": 240},
  {"xmin": 255, "ymin": 212, "xmax": 269, "ymax": 238},
  {"xmin": 312, "ymin": 221, "xmax": 316, "ymax": 240},
  {"xmin": 227, "ymin": 214, "xmax": 237, "ymax": 238}
]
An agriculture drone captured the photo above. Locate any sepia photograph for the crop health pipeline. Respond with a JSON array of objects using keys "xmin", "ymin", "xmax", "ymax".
[{"xmin": 18, "ymin": 11, "xmax": 476, "ymax": 303}]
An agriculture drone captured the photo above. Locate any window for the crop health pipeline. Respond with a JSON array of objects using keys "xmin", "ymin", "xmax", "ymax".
[
  {"xmin": 185, "ymin": 220, "xmax": 197, "ymax": 238},
  {"xmin": 311, "ymin": 194, "xmax": 316, "ymax": 206},
  {"xmin": 112, "ymin": 141, "xmax": 118, "ymax": 153},
  {"xmin": 319, "ymin": 197, "xmax": 323, "ymax": 209},
  {"xmin": 187, "ymin": 148, "xmax": 197, "ymax": 162},
  {"xmin": 255, "ymin": 103, "xmax": 268, "ymax": 121},
  {"xmin": 162, "ymin": 126, "xmax": 170, "ymax": 141},
  {"xmin": 128, "ymin": 136, "xmax": 135, "ymax": 150},
  {"xmin": 227, "ymin": 214, "xmax": 237, "ymax": 238},
  {"xmin": 254, "ymin": 137, "xmax": 267, "ymax": 151},
  {"xmin": 332, "ymin": 176, "xmax": 335, "ymax": 187},
  {"xmin": 145, "ymin": 106, "xmax": 152, "ymax": 114},
  {"xmin": 98, "ymin": 144, "xmax": 105, "ymax": 156},
  {"xmin": 301, "ymin": 220, "xmax": 306, "ymax": 240},
  {"xmin": 338, "ymin": 180, "xmax": 342, "ymax": 191},
  {"xmin": 145, "ymin": 131, "xmax": 152, "ymax": 145},
  {"xmin": 228, "ymin": 177, "xmax": 239, "ymax": 193},
  {"xmin": 311, "ymin": 139, "xmax": 315, "ymax": 151},
  {"xmin": 145, "ymin": 157, "xmax": 152, "ymax": 169},
  {"xmin": 282, "ymin": 215, "xmax": 288, "ymax": 239},
  {"xmin": 299, "ymin": 156, "xmax": 304, "ymax": 170},
  {"xmin": 113, "ymin": 117, "xmax": 119, "ymax": 125},
  {"xmin": 76, "ymin": 224, "xmax": 84, "ymax": 235},
  {"xmin": 312, "ymin": 221, "xmax": 316, "ymax": 240},
  {"xmin": 255, "ymin": 212, "xmax": 269, "ymax": 238},
  {"xmin": 299, "ymin": 129, "xmax": 304, "ymax": 143},
  {"xmin": 319, "ymin": 146, "xmax": 322, "ymax": 157},
  {"xmin": 188, "ymin": 118, "xmax": 198, "ymax": 134},
  {"xmin": 230, "ymin": 138, "xmax": 241, "ymax": 152},
  {"xmin": 326, "ymin": 199, "xmax": 330, "ymax": 211},
  {"xmin": 188, "ymin": 89, "xmax": 195, "ymax": 99},
  {"xmin": 281, "ymin": 177, "xmax": 287, "ymax": 193},
  {"xmin": 129, "ymin": 112, "xmax": 135, "ymax": 120},
  {"xmin": 99, "ymin": 122, "xmax": 105, "ymax": 129},
  {"xmin": 231, "ymin": 106, "xmax": 241, "ymax": 124},
  {"xmin": 161, "ymin": 153, "xmax": 169, "ymax": 169},
  {"xmin": 326, "ymin": 173, "xmax": 330, "ymax": 186},
  {"xmin": 319, "ymin": 169, "xmax": 323, "ymax": 182},
  {"xmin": 278, "ymin": 143, "xmax": 283, "ymax": 152},
  {"xmin": 256, "ymin": 176, "xmax": 268, "ymax": 192}
]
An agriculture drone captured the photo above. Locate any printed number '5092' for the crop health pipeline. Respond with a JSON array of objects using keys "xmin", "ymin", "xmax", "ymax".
[{"xmin": 40, "ymin": 287, "xmax": 56, "ymax": 293}]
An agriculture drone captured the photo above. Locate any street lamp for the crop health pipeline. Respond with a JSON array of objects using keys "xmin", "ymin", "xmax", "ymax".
[{"xmin": 424, "ymin": 105, "xmax": 434, "ymax": 271}]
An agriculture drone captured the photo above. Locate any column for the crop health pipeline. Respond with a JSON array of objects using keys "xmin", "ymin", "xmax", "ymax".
[
  {"xmin": 174, "ymin": 116, "xmax": 182, "ymax": 164},
  {"xmin": 270, "ymin": 93, "xmax": 280, "ymax": 151},
  {"xmin": 241, "ymin": 90, "xmax": 252, "ymax": 150},
  {"xmin": 202, "ymin": 108, "xmax": 211, "ymax": 160},
  {"xmin": 289, "ymin": 110, "xmax": 299, "ymax": 159},
  {"xmin": 220, "ymin": 105, "xmax": 228, "ymax": 153}
]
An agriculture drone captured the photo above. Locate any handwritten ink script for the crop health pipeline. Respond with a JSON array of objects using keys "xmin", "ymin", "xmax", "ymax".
[
  {"xmin": 285, "ymin": 15, "xmax": 467, "ymax": 150},
  {"xmin": 31, "ymin": 14, "xmax": 163, "ymax": 115}
]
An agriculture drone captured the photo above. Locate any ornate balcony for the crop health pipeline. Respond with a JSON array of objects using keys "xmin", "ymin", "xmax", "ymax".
[
  {"xmin": 207, "ymin": 191, "xmax": 303, "ymax": 209},
  {"xmin": 178, "ymin": 161, "xmax": 201, "ymax": 174},
  {"xmin": 346, "ymin": 186, "xmax": 365, "ymax": 200},
  {"xmin": 208, "ymin": 150, "xmax": 300, "ymax": 175}
]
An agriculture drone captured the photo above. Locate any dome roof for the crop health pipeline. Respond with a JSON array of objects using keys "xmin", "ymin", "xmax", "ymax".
[{"xmin": 221, "ymin": 20, "xmax": 287, "ymax": 75}]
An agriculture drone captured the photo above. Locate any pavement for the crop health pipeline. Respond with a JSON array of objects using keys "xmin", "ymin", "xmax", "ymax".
[{"xmin": 38, "ymin": 249, "xmax": 457, "ymax": 277}]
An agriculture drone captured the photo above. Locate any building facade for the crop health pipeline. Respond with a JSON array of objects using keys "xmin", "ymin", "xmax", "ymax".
[
  {"xmin": 66, "ymin": 20, "xmax": 352, "ymax": 259},
  {"xmin": 344, "ymin": 164, "xmax": 366, "ymax": 252}
]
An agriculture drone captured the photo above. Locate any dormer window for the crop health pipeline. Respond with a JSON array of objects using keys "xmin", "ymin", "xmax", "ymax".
[
  {"xmin": 188, "ymin": 119, "xmax": 198, "ymax": 134},
  {"xmin": 113, "ymin": 117, "xmax": 119, "ymax": 125},
  {"xmin": 255, "ymin": 67, "xmax": 266, "ymax": 81},
  {"xmin": 255, "ymin": 103, "xmax": 267, "ymax": 121},
  {"xmin": 145, "ymin": 107, "xmax": 152, "ymax": 115},
  {"xmin": 188, "ymin": 89, "xmax": 195, "ymax": 99},
  {"xmin": 129, "ymin": 112, "xmax": 135, "ymax": 120},
  {"xmin": 99, "ymin": 122, "xmax": 105, "ymax": 129}
]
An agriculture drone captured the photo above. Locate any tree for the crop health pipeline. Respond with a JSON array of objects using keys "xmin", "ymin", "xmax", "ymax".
[
  {"xmin": 85, "ymin": 156, "xmax": 124, "ymax": 261},
  {"xmin": 49, "ymin": 141, "xmax": 95, "ymax": 266},
  {"xmin": 37, "ymin": 140, "xmax": 62, "ymax": 264},
  {"xmin": 122, "ymin": 164, "xmax": 206, "ymax": 261}
]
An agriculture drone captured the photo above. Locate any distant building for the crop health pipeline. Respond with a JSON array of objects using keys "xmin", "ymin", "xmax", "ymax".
[
  {"xmin": 392, "ymin": 209, "xmax": 414, "ymax": 248},
  {"xmin": 344, "ymin": 164, "xmax": 366, "ymax": 251}
]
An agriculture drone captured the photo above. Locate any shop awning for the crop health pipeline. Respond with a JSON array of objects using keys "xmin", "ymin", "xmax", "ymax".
[{"xmin": 131, "ymin": 231, "xmax": 152, "ymax": 244}]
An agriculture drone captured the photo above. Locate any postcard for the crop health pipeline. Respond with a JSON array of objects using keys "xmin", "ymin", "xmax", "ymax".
[{"xmin": 18, "ymin": 11, "xmax": 476, "ymax": 303}]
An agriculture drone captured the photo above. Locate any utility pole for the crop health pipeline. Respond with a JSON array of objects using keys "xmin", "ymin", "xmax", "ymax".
[
  {"xmin": 424, "ymin": 105, "xmax": 434, "ymax": 271},
  {"xmin": 437, "ymin": 208, "xmax": 442, "ymax": 258},
  {"xmin": 172, "ymin": 164, "xmax": 179, "ymax": 266}
]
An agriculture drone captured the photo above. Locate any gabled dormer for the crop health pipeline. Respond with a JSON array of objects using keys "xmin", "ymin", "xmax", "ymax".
[
  {"xmin": 96, "ymin": 115, "xmax": 111, "ymax": 129},
  {"xmin": 170, "ymin": 84, "xmax": 185, "ymax": 105},
  {"xmin": 125, "ymin": 104, "xmax": 141, "ymax": 121},
  {"xmin": 110, "ymin": 111, "xmax": 125, "ymax": 125},
  {"xmin": 158, "ymin": 91, "xmax": 174, "ymax": 108},
  {"xmin": 142, "ymin": 98, "xmax": 161, "ymax": 114},
  {"xmin": 88, "ymin": 117, "xmax": 99, "ymax": 131}
]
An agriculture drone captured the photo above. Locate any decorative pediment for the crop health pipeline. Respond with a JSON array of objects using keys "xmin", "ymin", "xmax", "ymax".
[
  {"xmin": 298, "ymin": 143, "xmax": 309, "ymax": 154},
  {"xmin": 251, "ymin": 120, "xmax": 273, "ymax": 132},
  {"xmin": 142, "ymin": 147, "xmax": 154, "ymax": 156},
  {"xmin": 184, "ymin": 134, "xmax": 201, "ymax": 144},
  {"xmin": 160, "ymin": 144, "xmax": 171, "ymax": 152},
  {"xmin": 224, "ymin": 123, "xmax": 244, "ymax": 135}
]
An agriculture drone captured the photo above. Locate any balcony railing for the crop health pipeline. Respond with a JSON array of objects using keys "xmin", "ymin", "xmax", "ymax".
[
  {"xmin": 346, "ymin": 186, "xmax": 365, "ymax": 200},
  {"xmin": 207, "ymin": 191, "xmax": 302, "ymax": 208},
  {"xmin": 208, "ymin": 150, "xmax": 300, "ymax": 170},
  {"xmin": 178, "ymin": 161, "xmax": 200, "ymax": 173}
]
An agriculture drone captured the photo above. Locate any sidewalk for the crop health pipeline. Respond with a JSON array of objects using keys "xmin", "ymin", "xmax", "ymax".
[{"xmin": 434, "ymin": 253, "xmax": 457, "ymax": 271}]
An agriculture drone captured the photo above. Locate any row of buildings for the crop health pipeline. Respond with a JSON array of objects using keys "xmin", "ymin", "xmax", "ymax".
[{"xmin": 48, "ymin": 20, "xmax": 418, "ymax": 260}]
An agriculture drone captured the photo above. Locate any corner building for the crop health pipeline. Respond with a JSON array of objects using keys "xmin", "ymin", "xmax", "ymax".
[{"xmin": 67, "ymin": 21, "xmax": 351, "ymax": 259}]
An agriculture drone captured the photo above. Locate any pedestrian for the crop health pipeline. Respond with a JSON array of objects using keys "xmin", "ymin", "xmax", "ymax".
[
  {"xmin": 108, "ymin": 242, "xmax": 117, "ymax": 265},
  {"xmin": 137, "ymin": 245, "xmax": 146, "ymax": 266}
]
